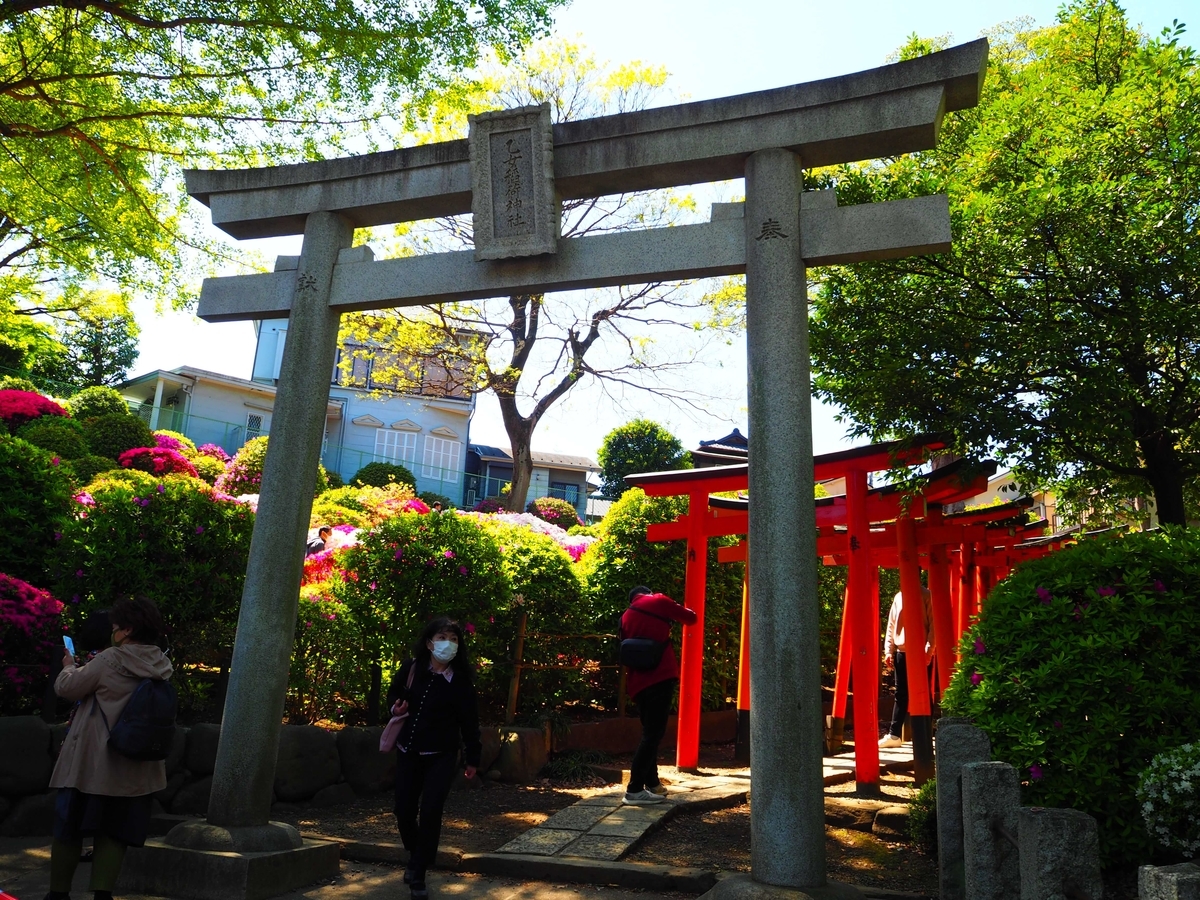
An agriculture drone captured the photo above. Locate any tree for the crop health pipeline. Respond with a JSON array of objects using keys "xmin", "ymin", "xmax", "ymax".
[
  {"xmin": 32, "ymin": 309, "xmax": 139, "ymax": 389},
  {"xmin": 0, "ymin": 0, "xmax": 562, "ymax": 316},
  {"xmin": 597, "ymin": 418, "xmax": 691, "ymax": 499},
  {"xmin": 342, "ymin": 40, "xmax": 731, "ymax": 511},
  {"xmin": 806, "ymin": 2, "xmax": 1200, "ymax": 524}
]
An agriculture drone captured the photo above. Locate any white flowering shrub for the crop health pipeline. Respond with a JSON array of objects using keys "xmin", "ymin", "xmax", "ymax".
[{"xmin": 1137, "ymin": 743, "xmax": 1200, "ymax": 858}]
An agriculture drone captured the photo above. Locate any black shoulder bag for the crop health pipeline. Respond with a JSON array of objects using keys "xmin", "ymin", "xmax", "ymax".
[{"xmin": 618, "ymin": 605, "xmax": 675, "ymax": 671}]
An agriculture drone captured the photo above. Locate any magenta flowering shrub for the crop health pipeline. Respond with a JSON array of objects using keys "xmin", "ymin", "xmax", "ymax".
[
  {"xmin": 152, "ymin": 430, "xmax": 196, "ymax": 455},
  {"xmin": 197, "ymin": 443, "xmax": 231, "ymax": 462},
  {"xmin": 0, "ymin": 389, "xmax": 69, "ymax": 431},
  {"xmin": 473, "ymin": 497, "xmax": 506, "ymax": 513},
  {"xmin": 216, "ymin": 436, "xmax": 328, "ymax": 496},
  {"xmin": 526, "ymin": 495, "xmax": 583, "ymax": 527},
  {"xmin": 0, "ymin": 572, "xmax": 65, "ymax": 714},
  {"xmin": 944, "ymin": 528, "xmax": 1200, "ymax": 865},
  {"xmin": 119, "ymin": 446, "xmax": 200, "ymax": 478}
]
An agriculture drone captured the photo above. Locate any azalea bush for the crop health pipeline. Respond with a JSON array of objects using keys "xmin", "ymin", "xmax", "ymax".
[
  {"xmin": 351, "ymin": 460, "xmax": 417, "ymax": 490},
  {"xmin": 0, "ymin": 389, "xmax": 69, "ymax": 431},
  {"xmin": 119, "ymin": 446, "xmax": 200, "ymax": 478},
  {"xmin": 0, "ymin": 572, "xmax": 64, "ymax": 715},
  {"xmin": 216, "ymin": 435, "xmax": 329, "ymax": 496},
  {"xmin": 0, "ymin": 435, "xmax": 73, "ymax": 586},
  {"xmin": 66, "ymin": 455, "xmax": 119, "ymax": 486},
  {"xmin": 944, "ymin": 528, "xmax": 1200, "ymax": 866},
  {"xmin": 527, "ymin": 494, "xmax": 582, "ymax": 527},
  {"xmin": 1137, "ymin": 742, "xmax": 1200, "ymax": 859},
  {"xmin": 310, "ymin": 495, "xmax": 372, "ymax": 529},
  {"xmin": 287, "ymin": 581, "xmax": 372, "ymax": 725},
  {"xmin": 52, "ymin": 470, "xmax": 257, "ymax": 718},
  {"xmin": 474, "ymin": 497, "xmax": 506, "ymax": 513},
  {"xmin": 576, "ymin": 488, "xmax": 745, "ymax": 711},
  {"xmin": 190, "ymin": 454, "xmax": 226, "ymax": 485},
  {"xmin": 66, "ymin": 386, "xmax": 130, "ymax": 421},
  {"xmin": 153, "ymin": 430, "xmax": 197, "ymax": 455},
  {"xmin": 335, "ymin": 511, "xmax": 510, "ymax": 716},
  {"xmin": 17, "ymin": 417, "xmax": 88, "ymax": 460},
  {"xmin": 82, "ymin": 412, "xmax": 154, "ymax": 460},
  {"xmin": 197, "ymin": 443, "xmax": 230, "ymax": 462}
]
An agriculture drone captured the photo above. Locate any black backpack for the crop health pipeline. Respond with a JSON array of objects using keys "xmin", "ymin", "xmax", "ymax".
[
  {"xmin": 618, "ymin": 604, "xmax": 674, "ymax": 671},
  {"xmin": 97, "ymin": 677, "xmax": 178, "ymax": 761}
]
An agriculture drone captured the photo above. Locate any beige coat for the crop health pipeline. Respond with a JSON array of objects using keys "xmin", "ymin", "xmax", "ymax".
[{"xmin": 50, "ymin": 643, "xmax": 174, "ymax": 796}]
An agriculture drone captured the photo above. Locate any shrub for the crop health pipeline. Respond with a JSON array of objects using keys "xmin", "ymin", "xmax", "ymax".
[
  {"xmin": 309, "ymin": 497, "xmax": 371, "ymax": 530},
  {"xmin": 526, "ymin": 495, "xmax": 582, "ymax": 527},
  {"xmin": 197, "ymin": 443, "xmax": 231, "ymax": 462},
  {"xmin": 335, "ymin": 512, "xmax": 509, "ymax": 717},
  {"xmin": 943, "ymin": 528, "xmax": 1200, "ymax": 866},
  {"xmin": 287, "ymin": 581, "xmax": 372, "ymax": 725},
  {"xmin": 576, "ymin": 488, "xmax": 744, "ymax": 711},
  {"xmin": 118, "ymin": 446, "xmax": 199, "ymax": 478},
  {"xmin": 0, "ymin": 389, "xmax": 69, "ymax": 431},
  {"xmin": 317, "ymin": 486, "xmax": 369, "ymax": 512},
  {"xmin": 325, "ymin": 470, "xmax": 345, "ymax": 489},
  {"xmin": 357, "ymin": 483, "xmax": 421, "ymax": 523},
  {"xmin": 67, "ymin": 455, "xmax": 120, "ymax": 486},
  {"xmin": 568, "ymin": 523, "xmax": 601, "ymax": 538},
  {"xmin": 153, "ymin": 430, "xmax": 197, "ymax": 455},
  {"xmin": 66, "ymin": 386, "xmax": 130, "ymax": 421},
  {"xmin": 52, "ymin": 471, "xmax": 257, "ymax": 719},
  {"xmin": 351, "ymin": 460, "xmax": 417, "ymax": 490},
  {"xmin": 190, "ymin": 454, "xmax": 226, "ymax": 485},
  {"xmin": 474, "ymin": 497, "xmax": 506, "ymax": 513},
  {"xmin": 216, "ymin": 436, "xmax": 329, "ymax": 496},
  {"xmin": 1136, "ymin": 743, "xmax": 1200, "ymax": 859},
  {"xmin": 0, "ymin": 573, "xmax": 64, "ymax": 715},
  {"xmin": 0, "ymin": 375, "xmax": 40, "ymax": 393},
  {"xmin": 0, "ymin": 436, "xmax": 73, "ymax": 586},
  {"xmin": 908, "ymin": 778, "xmax": 938, "ymax": 856},
  {"xmin": 83, "ymin": 412, "xmax": 154, "ymax": 460},
  {"xmin": 16, "ymin": 417, "xmax": 88, "ymax": 459},
  {"xmin": 419, "ymin": 490, "xmax": 453, "ymax": 510}
]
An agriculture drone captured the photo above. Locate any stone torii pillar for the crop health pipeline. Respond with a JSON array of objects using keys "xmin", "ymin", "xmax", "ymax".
[{"xmin": 131, "ymin": 41, "xmax": 987, "ymax": 900}]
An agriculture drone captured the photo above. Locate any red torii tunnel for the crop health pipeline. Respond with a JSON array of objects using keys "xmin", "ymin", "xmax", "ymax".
[{"xmin": 625, "ymin": 438, "xmax": 1074, "ymax": 786}]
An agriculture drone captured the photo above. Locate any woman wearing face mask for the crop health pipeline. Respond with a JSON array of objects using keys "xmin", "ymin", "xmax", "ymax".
[{"xmin": 385, "ymin": 617, "xmax": 480, "ymax": 900}]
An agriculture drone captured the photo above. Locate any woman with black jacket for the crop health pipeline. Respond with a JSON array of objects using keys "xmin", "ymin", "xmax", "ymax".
[{"xmin": 385, "ymin": 617, "xmax": 481, "ymax": 900}]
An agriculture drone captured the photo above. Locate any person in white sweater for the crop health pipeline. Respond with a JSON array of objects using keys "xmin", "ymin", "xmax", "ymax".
[{"xmin": 879, "ymin": 588, "xmax": 933, "ymax": 748}]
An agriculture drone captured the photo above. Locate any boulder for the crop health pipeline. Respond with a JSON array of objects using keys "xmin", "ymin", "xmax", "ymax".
[
  {"xmin": 170, "ymin": 775, "xmax": 212, "ymax": 816},
  {"xmin": 336, "ymin": 726, "xmax": 395, "ymax": 794},
  {"xmin": 0, "ymin": 791, "xmax": 56, "ymax": 836},
  {"xmin": 479, "ymin": 726, "xmax": 502, "ymax": 773},
  {"xmin": 0, "ymin": 717, "xmax": 53, "ymax": 795},
  {"xmin": 184, "ymin": 723, "xmax": 220, "ymax": 776},
  {"xmin": 310, "ymin": 783, "xmax": 357, "ymax": 808},
  {"xmin": 155, "ymin": 772, "xmax": 186, "ymax": 809},
  {"xmin": 0, "ymin": 797, "xmax": 11, "ymax": 823},
  {"xmin": 165, "ymin": 726, "xmax": 188, "ymax": 776},
  {"xmin": 872, "ymin": 805, "xmax": 910, "ymax": 840},
  {"xmin": 494, "ymin": 727, "xmax": 548, "ymax": 783},
  {"xmin": 274, "ymin": 725, "xmax": 340, "ymax": 802}
]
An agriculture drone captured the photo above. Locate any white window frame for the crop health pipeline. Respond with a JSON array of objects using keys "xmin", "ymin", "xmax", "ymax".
[
  {"xmin": 422, "ymin": 436, "xmax": 461, "ymax": 484},
  {"xmin": 246, "ymin": 412, "xmax": 265, "ymax": 440},
  {"xmin": 374, "ymin": 429, "xmax": 417, "ymax": 467}
]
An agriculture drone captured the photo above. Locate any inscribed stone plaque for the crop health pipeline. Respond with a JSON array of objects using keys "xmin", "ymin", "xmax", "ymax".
[{"xmin": 469, "ymin": 103, "xmax": 559, "ymax": 260}]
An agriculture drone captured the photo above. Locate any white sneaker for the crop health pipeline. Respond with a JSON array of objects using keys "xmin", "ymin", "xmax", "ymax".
[
  {"xmin": 623, "ymin": 789, "xmax": 665, "ymax": 805},
  {"xmin": 878, "ymin": 734, "xmax": 903, "ymax": 748}
]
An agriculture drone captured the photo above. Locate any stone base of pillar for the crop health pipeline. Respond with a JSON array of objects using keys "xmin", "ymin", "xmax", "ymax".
[
  {"xmin": 700, "ymin": 873, "xmax": 865, "ymax": 900},
  {"xmin": 117, "ymin": 825, "xmax": 340, "ymax": 900}
]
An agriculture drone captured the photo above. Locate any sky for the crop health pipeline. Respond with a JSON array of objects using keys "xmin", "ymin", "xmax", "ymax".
[{"xmin": 128, "ymin": 0, "xmax": 1190, "ymax": 463}]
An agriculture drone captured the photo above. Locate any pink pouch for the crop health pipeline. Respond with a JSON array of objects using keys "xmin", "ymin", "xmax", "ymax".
[{"xmin": 379, "ymin": 712, "xmax": 407, "ymax": 752}]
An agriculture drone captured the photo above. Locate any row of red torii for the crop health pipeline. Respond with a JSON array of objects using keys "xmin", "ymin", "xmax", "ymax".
[{"xmin": 625, "ymin": 434, "xmax": 1075, "ymax": 788}]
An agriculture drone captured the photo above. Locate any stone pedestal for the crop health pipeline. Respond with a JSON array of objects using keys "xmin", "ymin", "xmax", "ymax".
[
  {"xmin": 1017, "ymin": 807, "xmax": 1102, "ymax": 900},
  {"xmin": 937, "ymin": 721, "xmax": 992, "ymax": 900},
  {"xmin": 962, "ymin": 761, "xmax": 1020, "ymax": 900},
  {"xmin": 700, "ymin": 873, "xmax": 865, "ymax": 900}
]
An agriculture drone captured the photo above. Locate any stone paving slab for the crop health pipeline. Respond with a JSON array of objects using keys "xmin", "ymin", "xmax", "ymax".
[
  {"xmin": 537, "ymin": 805, "xmax": 615, "ymax": 832},
  {"xmin": 573, "ymin": 794, "xmax": 625, "ymax": 807},
  {"xmin": 496, "ymin": 828, "xmax": 581, "ymax": 856},
  {"xmin": 558, "ymin": 833, "xmax": 640, "ymax": 861}
]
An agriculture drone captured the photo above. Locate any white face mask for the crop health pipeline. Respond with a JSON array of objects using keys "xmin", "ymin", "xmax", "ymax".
[{"xmin": 431, "ymin": 639, "xmax": 458, "ymax": 663}]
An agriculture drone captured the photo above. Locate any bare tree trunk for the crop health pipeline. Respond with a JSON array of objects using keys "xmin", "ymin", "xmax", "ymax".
[{"xmin": 498, "ymin": 395, "xmax": 536, "ymax": 511}]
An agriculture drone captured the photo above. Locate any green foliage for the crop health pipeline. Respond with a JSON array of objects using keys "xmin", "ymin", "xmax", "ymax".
[
  {"xmin": 334, "ymin": 512, "xmax": 510, "ymax": 715},
  {"xmin": 0, "ymin": 573, "xmax": 65, "ymax": 715},
  {"xmin": 309, "ymin": 497, "xmax": 371, "ymax": 530},
  {"xmin": 52, "ymin": 471, "xmax": 256, "ymax": 718},
  {"xmin": 352, "ymin": 461, "xmax": 417, "ymax": 490},
  {"xmin": 526, "ymin": 495, "xmax": 581, "ymax": 526},
  {"xmin": 0, "ymin": 375, "xmax": 40, "ymax": 393},
  {"xmin": 33, "ymin": 311, "xmax": 139, "ymax": 389},
  {"xmin": 543, "ymin": 749, "xmax": 610, "ymax": 782},
  {"xmin": 67, "ymin": 456, "xmax": 119, "ymax": 486},
  {"xmin": 66, "ymin": 386, "xmax": 131, "ymax": 421},
  {"xmin": 943, "ymin": 528, "xmax": 1200, "ymax": 865},
  {"xmin": 1136, "ymin": 742, "xmax": 1200, "ymax": 859},
  {"xmin": 908, "ymin": 778, "xmax": 938, "ymax": 855},
  {"xmin": 325, "ymin": 470, "xmax": 345, "ymax": 489},
  {"xmin": 577, "ymin": 488, "xmax": 744, "ymax": 710},
  {"xmin": 16, "ymin": 417, "xmax": 88, "ymax": 460},
  {"xmin": 419, "ymin": 490, "xmax": 453, "ymax": 509},
  {"xmin": 568, "ymin": 523, "xmax": 601, "ymax": 537},
  {"xmin": 190, "ymin": 454, "xmax": 226, "ymax": 486},
  {"xmin": 287, "ymin": 582, "xmax": 372, "ymax": 725},
  {"xmin": 82, "ymin": 413, "xmax": 153, "ymax": 460},
  {"xmin": 810, "ymin": 3, "xmax": 1200, "ymax": 524},
  {"xmin": 597, "ymin": 418, "xmax": 691, "ymax": 499},
  {"xmin": 0, "ymin": 436, "xmax": 73, "ymax": 586},
  {"xmin": 216, "ymin": 436, "xmax": 329, "ymax": 496}
]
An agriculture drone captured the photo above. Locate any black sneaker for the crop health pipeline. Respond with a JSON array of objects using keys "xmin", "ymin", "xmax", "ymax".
[{"xmin": 410, "ymin": 881, "xmax": 429, "ymax": 900}]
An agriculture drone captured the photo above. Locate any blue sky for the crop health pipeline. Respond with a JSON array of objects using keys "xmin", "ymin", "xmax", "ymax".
[{"xmin": 131, "ymin": 0, "xmax": 1192, "ymax": 462}]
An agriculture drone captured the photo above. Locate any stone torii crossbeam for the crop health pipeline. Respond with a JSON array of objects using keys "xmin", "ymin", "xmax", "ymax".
[{"xmin": 143, "ymin": 40, "xmax": 988, "ymax": 900}]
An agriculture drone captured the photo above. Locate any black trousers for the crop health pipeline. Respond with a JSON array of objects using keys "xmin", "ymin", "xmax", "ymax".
[
  {"xmin": 629, "ymin": 677, "xmax": 676, "ymax": 792},
  {"xmin": 393, "ymin": 750, "xmax": 457, "ymax": 880},
  {"xmin": 888, "ymin": 650, "xmax": 909, "ymax": 738}
]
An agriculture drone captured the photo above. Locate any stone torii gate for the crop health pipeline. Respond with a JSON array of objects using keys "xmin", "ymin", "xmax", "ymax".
[{"xmin": 152, "ymin": 41, "xmax": 988, "ymax": 899}]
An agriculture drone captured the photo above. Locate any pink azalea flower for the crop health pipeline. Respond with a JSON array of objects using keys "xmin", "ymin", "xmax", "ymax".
[
  {"xmin": 1036, "ymin": 586, "xmax": 1052, "ymax": 605},
  {"xmin": 1029, "ymin": 764, "xmax": 1044, "ymax": 780},
  {"xmin": 973, "ymin": 638, "xmax": 986, "ymax": 655},
  {"xmin": 443, "ymin": 550, "xmax": 455, "ymax": 559},
  {"xmin": 464, "ymin": 622, "xmax": 475, "ymax": 634},
  {"xmin": 1153, "ymin": 579, "xmax": 1166, "ymax": 593},
  {"xmin": 458, "ymin": 566, "xmax": 468, "ymax": 575},
  {"xmin": 51, "ymin": 456, "xmax": 60, "ymax": 466},
  {"xmin": 195, "ymin": 526, "xmax": 205, "ymax": 534},
  {"xmin": 970, "ymin": 672, "xmax": 982, "ymax": 686},
  {"xmin": 1097, "ymin": 586, "xmax": 1116, "ymax": 597}
]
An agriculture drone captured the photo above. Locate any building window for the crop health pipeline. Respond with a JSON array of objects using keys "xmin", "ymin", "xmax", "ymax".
[
  {"xmin": 375, "ymin": 429, "xmax": 417, "ymax": 467},
  {"xmin": 550, "ymin": 481, "xmax": 580, "ymax": 506},
  {"xmin": 422, "ymin": 436, "xmax": 461, "ymax": 484},
  {"xmin": 246, "ymin": 413, "xmax": 264, "ymax": 440}
]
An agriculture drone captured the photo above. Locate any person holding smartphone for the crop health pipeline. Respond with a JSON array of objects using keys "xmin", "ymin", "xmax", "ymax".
[{"xmin": 385, "ymin": 617, "xmax": 481, "ymax": 900}]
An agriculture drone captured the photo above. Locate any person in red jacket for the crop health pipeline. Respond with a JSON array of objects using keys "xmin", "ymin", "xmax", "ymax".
[{"xmin": 620, "ymin": 585, "xmax": 697, "ymax": 805}]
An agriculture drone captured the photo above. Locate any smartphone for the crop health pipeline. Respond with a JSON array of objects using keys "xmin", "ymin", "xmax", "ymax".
[{"xmin": 63, "ymin": 635, "xmax": 75, "ymax": 656}]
